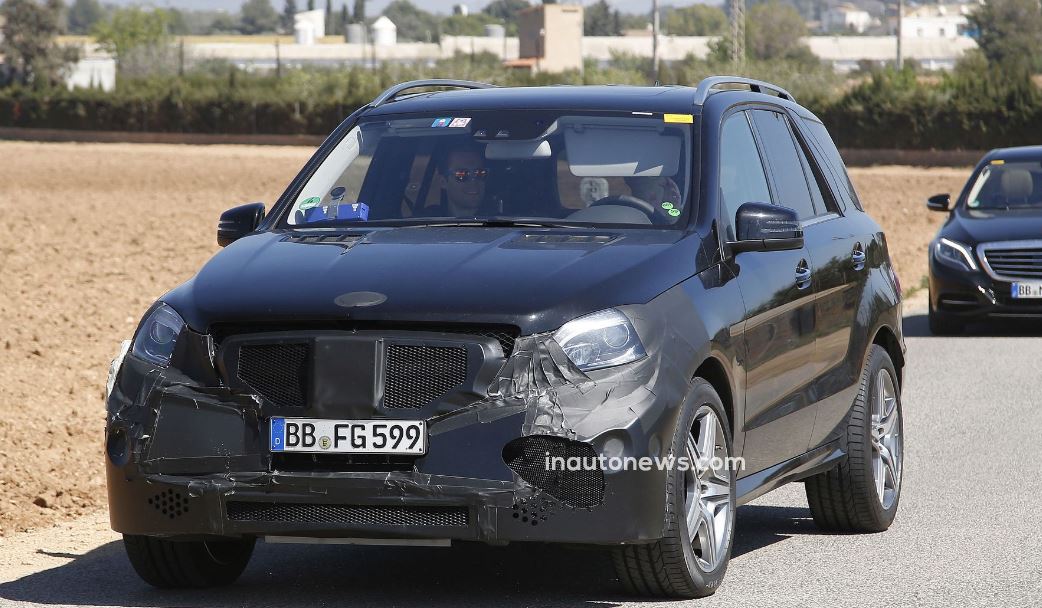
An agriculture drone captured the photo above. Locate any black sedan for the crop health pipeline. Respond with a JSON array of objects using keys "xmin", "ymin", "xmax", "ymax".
[{"xmin": 927, "ymin": 146, "xmax": 1042, "ymax": 334}]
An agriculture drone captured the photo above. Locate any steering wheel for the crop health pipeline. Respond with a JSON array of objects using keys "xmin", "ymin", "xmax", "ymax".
[{"xmin": 589, "ymin": 195, "xmax": 657, "ymax": 218}]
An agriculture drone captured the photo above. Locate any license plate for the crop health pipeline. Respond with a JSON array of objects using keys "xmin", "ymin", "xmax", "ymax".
[
  {"xmin": 270, "ymin": 418, "xmax": 426, "ymax": 455},
  {"xmin": 1011, "ymin": 282, "xmax": 1042, "ymax": 299}
]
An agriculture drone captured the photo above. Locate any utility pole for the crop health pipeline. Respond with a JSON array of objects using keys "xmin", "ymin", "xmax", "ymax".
[
  {"xmin": 729, "ymin": 0, "xmax": 745, "ymax": 70},
  {"xmin": 895, "ymin": 0, "xmax": 904, "ymax": 69},
  {"xmin": 651, "ymin": 0, "xmax": 660, "ymax": 76}
]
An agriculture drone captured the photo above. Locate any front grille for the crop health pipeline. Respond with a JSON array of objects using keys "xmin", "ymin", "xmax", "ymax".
[
  {"xmin": 502, "ymin": 436, "xmax": 606, "ymax": 509},
  {"xmin": 226, "ymin": 501, "xmax": 469, "ymax": 527},
  {"xmin": 982, "ymin": 243, "xmax": 1042, "ymax": 280},
  {"xmin": 237, "ymin": 343, "xmax": 310, "ymax": 408},
  {"xmin": 383, "ymin": 344, "xmax": 468, "ymax": 409},
  {"xmin": 212, "ymin": 323, "xmax": 518, "ymax": 356}
]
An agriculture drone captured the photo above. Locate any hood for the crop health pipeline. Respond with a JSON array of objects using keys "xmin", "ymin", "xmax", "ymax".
[
  {"xmin": 947, "ymin": 207, "xmax": 1042, "ymax": 244},
  {"xmin": 165, "ymin": 227, "xmax": 699, "ymax": 335}
]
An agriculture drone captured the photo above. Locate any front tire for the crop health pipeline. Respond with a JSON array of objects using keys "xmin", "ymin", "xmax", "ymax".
[
  {"xmin": 805, "ymin": 345, "xmax": 904, "ymax": 532},
  {"xmin": 612, "ymin": 378, "xmax": 736, "ymax": 598},
  {"xmin": 123, "ymin": 534, "xmax": 255, "ymax": 588}
]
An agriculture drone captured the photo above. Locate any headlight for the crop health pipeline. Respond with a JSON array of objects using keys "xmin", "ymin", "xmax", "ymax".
[
  {"xmin": 131, "ymin": 303, "xmax": 185, "ymax": 367},
  {"xmin": 554, "ymin": 309, "xmax": 647, "ymax": 371},
  {"xmin": 934, "ymin": 237, "xmax": 978, "ymax": 271}
]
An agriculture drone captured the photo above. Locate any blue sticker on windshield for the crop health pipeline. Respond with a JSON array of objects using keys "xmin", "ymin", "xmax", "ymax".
[
  {"xmin": 338, "ymin": 202, "xmax": 369, "ymax": 221},
  {"xmin": 431, "ymin": 117, "xmax": 452, "ymax": 128}
]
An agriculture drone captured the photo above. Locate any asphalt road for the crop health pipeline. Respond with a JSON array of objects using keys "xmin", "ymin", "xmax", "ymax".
[{"xmin": 2, "ymin": 307, "xmax": 1042, "ymax": 608}]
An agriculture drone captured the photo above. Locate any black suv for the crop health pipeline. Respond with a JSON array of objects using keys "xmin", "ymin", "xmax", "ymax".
[{"xmin": 106, "ymin": 77, "xmax": 906, "ymax": 598}]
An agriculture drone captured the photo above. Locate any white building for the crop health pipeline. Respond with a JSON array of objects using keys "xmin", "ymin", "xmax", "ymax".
[
  {"xmin": 294, "ymin": 9, "xmax": 326, "ymax": 45},
  {"xmin": 65, "ymin": 55, "xmax": 117, "ymax": 92},
  {"xmin": 822, "ymin": 4, "xmax": 874, "ymax": 34},
  {"xmin": 901, "ymin": 3, "xmax": 974, "ymax": 39},
  {"xmin": 371, "ymin": 16, "xmax": 397, "ymax": 46}
]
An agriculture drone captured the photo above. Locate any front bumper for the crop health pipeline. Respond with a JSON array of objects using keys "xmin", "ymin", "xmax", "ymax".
[
  {"xmin": 929, "ymin": 256, "xmax": 1042, "ymax": 320},
  {"xmin": 106, "ymin": 315, "xmax": 692, "ymax": 545}
]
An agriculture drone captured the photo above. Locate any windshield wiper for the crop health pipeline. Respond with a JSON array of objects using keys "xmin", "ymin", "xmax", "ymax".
[{"xmin": 402, "ymin": 217, "xmax": 576, "ymax": 229}]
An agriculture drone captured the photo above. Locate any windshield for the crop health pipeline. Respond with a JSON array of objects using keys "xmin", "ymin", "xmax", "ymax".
[
  {"xmin": 966, "ymin": 160, "xmax": 1042, "ymax": 210},
  {"xmin": 283, "ymin": 110, "xmax": 693, "ymax": 228}
]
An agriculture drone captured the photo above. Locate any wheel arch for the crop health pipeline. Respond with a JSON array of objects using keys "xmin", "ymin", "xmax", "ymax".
[
  {"xmin": 693, "ymin": 355, "xmax": 735, "ymax": 435},
  {"xmin": 871, "ymin": 324, "xmax": 904, "ymax": 387}
]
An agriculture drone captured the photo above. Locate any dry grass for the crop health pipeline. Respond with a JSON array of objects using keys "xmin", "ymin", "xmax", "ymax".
[{"xmin": 0, "ymin": 141, "xmax": 970, "ymax": 535}]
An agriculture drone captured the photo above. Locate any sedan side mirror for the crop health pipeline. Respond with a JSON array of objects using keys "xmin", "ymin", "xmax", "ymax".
[
  {"xmin": 218, "ymin": 202, "xmax": 266, "ymax": 247},
  {"xmin": 729, "ymin": 202, "xmax": 804, "ymax": 254},
  {"xmin": 927, "ymin": 193, "xmax": 951, "ymax": 212}
]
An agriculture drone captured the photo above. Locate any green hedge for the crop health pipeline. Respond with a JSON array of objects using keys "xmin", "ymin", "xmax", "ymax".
[{"xmin": 2, "ymin": 62, "xmax": 1040, "ymax": 150}]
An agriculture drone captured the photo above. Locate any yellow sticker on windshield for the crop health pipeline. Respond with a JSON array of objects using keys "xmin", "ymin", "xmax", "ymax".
[
  {"xmin": 663, "ymin": 113, "xmax": 694, "ymax": 124},
  {"xmin": 990, "ymin": 159, "xmax": 1005, "ymax": 165}
]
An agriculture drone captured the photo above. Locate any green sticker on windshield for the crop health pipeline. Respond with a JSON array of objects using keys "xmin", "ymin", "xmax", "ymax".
[
  {"xmin": 661, "ymin": 201, "xmax": 674, "ymax": 210},
  {"xmin": 298, "ymin": 196, "xmax": 321, "ymax": 210},
  {"xmin": 668, "ymin": 208, "xmax": 681, "ymax": 217}
]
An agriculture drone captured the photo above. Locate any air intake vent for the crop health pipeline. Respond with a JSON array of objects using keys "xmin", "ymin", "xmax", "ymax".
[
  {"xmin": 383, "ymin": 344, "xmax": 467, "ymax": 409},
  {"xmin": 283, "ymin": 233, "xmax": 365, "ymax": 247},
  {"xmin": 237, "ymin": 343, "xmax": 310, "ymax": 408},
  {"xmin": 503, "ymin": 436, "xmax": 606, "ymax": 509},
  {"xmin": 148, "ymin": 489, "xmax": 189, "ymax": 520},
  {"xmin": 226, "ymin": 502, "xmax": 469, "ymax": 527}
]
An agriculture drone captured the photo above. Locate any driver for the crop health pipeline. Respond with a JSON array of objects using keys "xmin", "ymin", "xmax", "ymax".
[
  {"xmin": 625, "ymin": 176, "xmax": 682, "ymax": 212},
  {"xmin": 438, "ymin": 144, "xmax": 488, "ymax": 217}
]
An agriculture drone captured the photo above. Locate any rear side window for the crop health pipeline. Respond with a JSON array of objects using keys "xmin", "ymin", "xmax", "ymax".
[
  {"xmin": 719, "ymin": 112, "xmax": 772, "ymax": 240},
  {"xmin": 802, "ymin": 118, "xmax": 863, "ymax": 211},
  {"xmin": 750, "ymin": 110, "xmax": 817, "ymax": 220}
]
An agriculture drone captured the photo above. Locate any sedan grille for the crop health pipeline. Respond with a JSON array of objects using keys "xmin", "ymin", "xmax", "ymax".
[
  {"xmin": 981, "ymin": 241, "xmax": 1042, "ymax": 280},
  {"xmin": 383, "ymin": 344, "xmax": 468, "ymax": 409},
  {"xmin": 226, "ymin": 501, "xmax": 469, "ymax": 527}
]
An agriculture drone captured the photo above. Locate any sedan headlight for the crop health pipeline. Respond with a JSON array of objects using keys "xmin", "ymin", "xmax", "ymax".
[
  {"xmin": 934, "ymin": 237, "xmax": 978, "ymax": 272},
  {"xmin": 131, "ymin": 303, "xmax": 185, "ymax": 367},
  {"xmin": 554, "ymin": 309, "xmax": 646, "ymax": 371}
]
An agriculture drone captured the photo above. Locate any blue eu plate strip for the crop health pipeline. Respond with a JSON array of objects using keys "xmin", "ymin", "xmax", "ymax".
[{"xmin": 270, "ymin": 418, "xmax": 285, "ymax": 452}]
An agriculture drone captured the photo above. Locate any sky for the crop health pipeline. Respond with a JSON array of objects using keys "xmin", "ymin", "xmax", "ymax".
[{"xmin": 101, "ymin": 0, "xmax": 704, "ymax": 18}]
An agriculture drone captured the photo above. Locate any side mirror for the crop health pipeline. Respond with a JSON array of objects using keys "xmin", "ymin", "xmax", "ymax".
[
  {"xmin": 218, "ymin": 202, "xmax": 265, "ymax": 247},
  {"xmin": 729, "ymin": 202, "xmax": 804, "ymax": 254},
  {"xmin": 926, "ymin": 193, "xmax": 951, "ymax": 212}
]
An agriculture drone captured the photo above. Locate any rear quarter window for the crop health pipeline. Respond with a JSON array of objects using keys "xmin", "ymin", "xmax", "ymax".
[{"xmin": 801, "ymin": 118, "xmax": 863, "ymax": 212}]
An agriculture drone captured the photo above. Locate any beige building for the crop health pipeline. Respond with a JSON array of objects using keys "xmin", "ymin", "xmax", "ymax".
[{"xmin": 508, "ymin": 3, "xmax": 584, "ymax": 74}]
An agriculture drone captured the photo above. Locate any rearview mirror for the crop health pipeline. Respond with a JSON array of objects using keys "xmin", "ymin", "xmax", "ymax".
[
  {"xmin": 926, "ymin": 193, "xmax": 951, "ymax": 212},
  {"xmin": 729, "ymin": 202, "xmax": 804, "ymax": 254},
  {"xmin": 218, "ymin": 202, "xmax": 265, "ymax": 247}
]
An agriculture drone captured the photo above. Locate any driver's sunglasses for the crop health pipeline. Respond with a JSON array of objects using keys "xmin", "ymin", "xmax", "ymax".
[{"xmin": 452, "ymin": 168, "xmax": 488, "ymax": 183}]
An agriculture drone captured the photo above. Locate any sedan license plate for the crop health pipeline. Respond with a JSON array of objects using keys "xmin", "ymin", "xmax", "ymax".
[
  {"xmin": 1011, "ymin": 282, "xmax": 1042, "ymax": 299},
  {"xmin": 270, "ymin": 418, "xmax": 426, "ymax": 455}
]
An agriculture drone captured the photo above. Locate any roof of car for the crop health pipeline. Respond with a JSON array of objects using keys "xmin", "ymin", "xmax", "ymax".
[
  {"xmin": 363, "ymin": 85, "xmax": 715, "ymax": 116},
  {"xmin": 984, "ymin": 145, "xmax": 1042, "ymax": 163}
]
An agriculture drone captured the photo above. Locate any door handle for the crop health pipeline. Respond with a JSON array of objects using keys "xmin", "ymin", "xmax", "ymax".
[
  {"xmin": 851, "ymin": 243, "xmax": 866, "ymax": 271},
  {"xmin": 795, "ymin": 259, "xmax": 812, "ymax": 290}
]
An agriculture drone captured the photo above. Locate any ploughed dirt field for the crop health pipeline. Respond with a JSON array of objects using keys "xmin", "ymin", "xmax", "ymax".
[{"xmin": 0, "ymin": 141, "xmax": 970, "ymax": 536}]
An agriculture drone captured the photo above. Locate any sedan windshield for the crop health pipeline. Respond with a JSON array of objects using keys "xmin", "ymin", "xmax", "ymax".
[
  {"xmin": 966, "ymin": 160, "xmax": 1042, "ymax": 210},
  {"xmin": 283, "ymin": 110, "xmax": 693, "ymax": 228}
]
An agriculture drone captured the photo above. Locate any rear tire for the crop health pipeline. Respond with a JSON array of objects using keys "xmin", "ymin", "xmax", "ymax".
[
  {"xmin": 123, "ymin": 534, "xmax": 255, "ymax": 588},
  {"xmin": 805, "ymin": 345, "xmax": 903, "ymax": 533},
  {"xmin": 928, "ymin": 298, "xmax": 964, "ymax": 335},
  {"xmin": 612, "ymin": 378, "xmax": 735, "ymax": 598}
]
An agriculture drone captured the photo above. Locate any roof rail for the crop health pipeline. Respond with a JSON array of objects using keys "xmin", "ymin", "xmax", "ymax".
[
  {"xmin": 692, "ymin": 76, "xmax": 795, "ymax": 105},
  {"xmin": 370, "ymin": 79, "xmax": 496, "ymax": 108}
]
